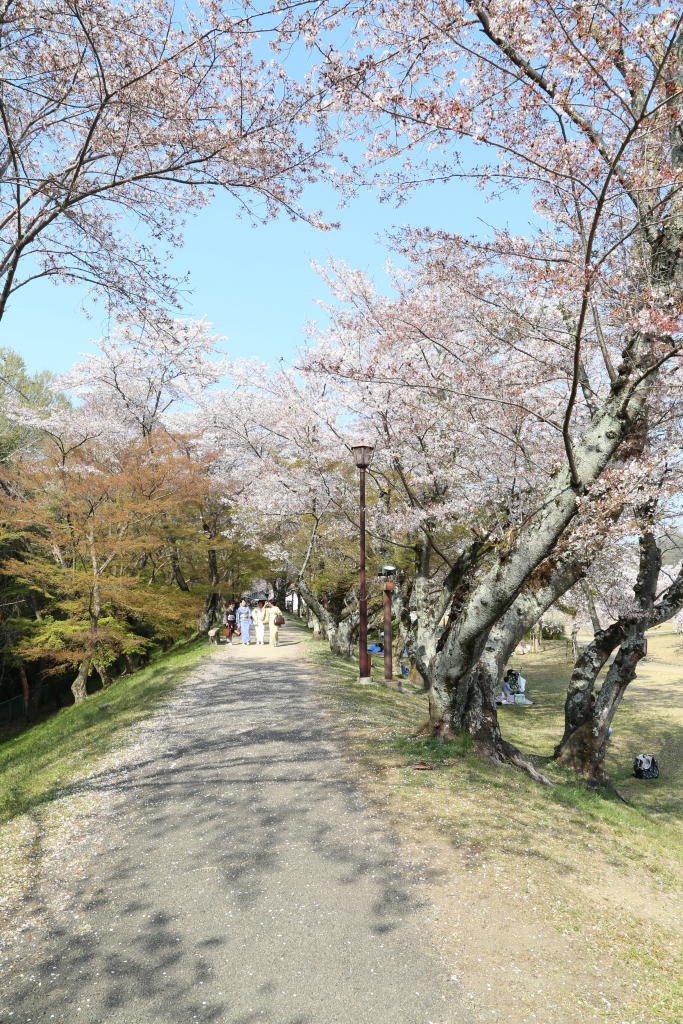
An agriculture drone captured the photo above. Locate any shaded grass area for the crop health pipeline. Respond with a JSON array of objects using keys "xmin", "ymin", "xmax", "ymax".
[
  {"xmin": 0, "ymin": 637, "xmax": 211, "ymax": 931},
  {"xmin": 0, "ymin": 637, "xmax": 210, "ymax": 828},
  {"xmin": 303, "ymin": 627, "xmax": 683, "ymax": 1024}
]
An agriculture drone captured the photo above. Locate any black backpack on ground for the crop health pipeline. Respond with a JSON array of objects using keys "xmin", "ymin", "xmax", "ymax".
[{"xmin": 633, "ymin": 754, "xmax": 659, "ymax": 779}]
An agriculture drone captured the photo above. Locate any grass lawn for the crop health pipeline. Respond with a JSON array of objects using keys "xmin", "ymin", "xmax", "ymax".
[
  {"xmin": 0, "ymin": 637, "xmax": 212, "ymax": 939},
  {"xmin": 298, "ymin": 620, "xmax": 683, "ymax": 1024}
]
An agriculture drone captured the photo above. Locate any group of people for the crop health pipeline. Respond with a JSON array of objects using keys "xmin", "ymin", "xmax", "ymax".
[{"xmin": 222, "ymin": 598, "xmax": 283, "ymax": 647}]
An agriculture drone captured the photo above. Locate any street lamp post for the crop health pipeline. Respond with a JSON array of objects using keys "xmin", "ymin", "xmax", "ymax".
[
  {"xmin": 383, "ymin": 580, "xmax": 394, "ymax": 681},
  {"xmin": 351, "ymin": 443, "xmax": 375, "ymax": 682},
  {"xmin": 377, "ymin": 564, "xmax": 397, "ymax": 682}
]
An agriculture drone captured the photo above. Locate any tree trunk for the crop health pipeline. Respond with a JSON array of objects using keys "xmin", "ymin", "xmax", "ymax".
[
  {"xmin": 556, "ymin": 627, "xmax": 646, "ymax": 782},
  {"xmin": 197, "ymin": 591, "xmax": 218, "ymax": 634},
  {"xmin": 332, "ymin": 612, "xmax": 360, "ymax": 657},
  {"xmin": 28, "ymin": 677, "xmax": 43, "ymax": 720},
  {"xmin": 97, "ymin": 662, "xmax": 115, "ymax": 689},
  {"xmin": 273, "ymin": 578, "xmax": 288, "ymax": 610},
  {"xmin": 554, "ymin": 621, "xmax": 623, "ymax": 756},
  {"xmin": 556, "ymin": 527, "xmax": 662, "ymax": 784},
  {"xmin": 29, "ymin": 589, "xmax": 43, "ymax": 622},
  {"xmin": 296, "ymin": 574, "xmax": 359, "ymax": 657},
  {"xmin": 309, "ymin": 609, "xmax": 323, "ymax": 637},
  {"xmin": 429, "ymin": 555, "xmax": 584, "ymax": 757},
  {"xmin": 19, "ymin": 662, "xmax": 30, "ymax": 719},
  {"xmin": 412, "ymin": 535, "xmax": 439, "ymax": 689},
  {"xmin": 428, "ymin": 341, "xmax": 655, "ymax": 737},
  {"xmin": 72, "ymin": 656, "xmax": 92, "ymax": 704},
  {"xmin": 580, "ymin": 580, "xmax": 602, "ymax": 634},
  {"xmin": 207, "ymin": 548, "xmax": 219, "ymax": 586},
  {"xmin": 170, "ymin": 543, "xmax": 189, "ymax": 591},
  {"xmin": 124, "ymin": 653, "xmax": 138, "ymax": 675},
  {"xmin": 2, "ymin": 622, "xmax": 33, "ymax": 720}
]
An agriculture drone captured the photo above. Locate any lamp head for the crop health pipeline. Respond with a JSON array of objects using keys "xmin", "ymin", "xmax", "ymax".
[
  {"xmin": 351, "ymin": 443, "xmax": 375, "ymax": 469},
  {"xmin": 377, "ymin": 564, "xmax": 397, "ymax": 577}
]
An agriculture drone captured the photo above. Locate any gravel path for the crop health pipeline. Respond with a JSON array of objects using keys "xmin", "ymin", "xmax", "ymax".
[{"xmin": 4, "ymin": 635, "xmax": 468, "ymax": 1024}]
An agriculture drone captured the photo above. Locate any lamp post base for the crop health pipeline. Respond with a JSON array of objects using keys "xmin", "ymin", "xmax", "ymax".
[{"xmin": 356, "ymin": 675, "xmax": 404, "ymax": 692}]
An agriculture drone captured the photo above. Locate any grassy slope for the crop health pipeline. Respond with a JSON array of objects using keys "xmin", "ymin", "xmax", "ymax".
[
  {"xmin": 0, "ymin": 637, "xmax": 211, "ymax": 931},
  {"xmin": 298, "ymin": 622, "xmax": 683, "ymax": 1024}
]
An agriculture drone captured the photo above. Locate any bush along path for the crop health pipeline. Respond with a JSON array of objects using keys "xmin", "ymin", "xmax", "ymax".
[{"xmin": 1, "ymin": 630, "xmax": 468, "ymax": 1024}]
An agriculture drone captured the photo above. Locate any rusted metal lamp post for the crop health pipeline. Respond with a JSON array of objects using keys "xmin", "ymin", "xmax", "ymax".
[
  {"xmin": 351, "ymin": 443, "xmax": 375, "ymax": 682},
  {"xmin": 383, "ymin": 581, "xmax": 394, "ymax": 680},
  {"xmin": 377, "ymin": 565, "xmax": 397, "ymax": 681}
]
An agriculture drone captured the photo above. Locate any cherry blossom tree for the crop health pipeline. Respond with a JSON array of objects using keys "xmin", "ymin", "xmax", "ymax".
[
  {"xmin": 271, "ymin": 0, "xmax": 683, "ymax": 763},
  {"xmin": 198, "ymin": 360, "xmax": 371, "ymax": 654},
  {"xmin": 0, "ymin": 0, "xmax": 337, "ymax": 323},
  {"xmin": 58, "ymin": 317, "xmax": 226, "ymax": 437},
  {"xmin": 296, "ymin": 223, "xmax": 683, "ymax": 769}
]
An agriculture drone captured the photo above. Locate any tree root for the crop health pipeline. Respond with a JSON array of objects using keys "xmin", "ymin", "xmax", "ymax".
[
  {"xmin": 586, "ymin": 776, "xmax": 629, "ymax": 804},
  {"xmin": 411, "ymin": 721, "xmax": 553, "ymax": 785},
  {"xmin": 499, "ymin": 739, "xmax": 554, "ymax": 786}
]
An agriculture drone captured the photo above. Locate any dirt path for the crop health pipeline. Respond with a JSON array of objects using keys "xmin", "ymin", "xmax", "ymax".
[{"xmin": 2, "ymin": 635, "xmax": 470, "ymax": 1024}]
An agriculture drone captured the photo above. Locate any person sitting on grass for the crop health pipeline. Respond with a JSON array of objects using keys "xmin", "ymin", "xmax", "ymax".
[{"xmin": 502, "ymin": 669, "xmax": 526, "ymax": 702}]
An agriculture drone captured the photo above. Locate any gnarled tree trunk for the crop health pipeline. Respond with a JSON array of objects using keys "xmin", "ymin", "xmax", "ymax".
[
  {"xmin": 554, "ymin": 621, "xmax": 624, "ymax": 758},
  {"xmin": 297, "ymin": 573, "xmax": 359, "ymax": 656},
  {"xmin": 556, "ymin": 527, "xmax": 664, "ymax": 784},
  {"xmin": 428, "ymin": 341, "xmax": 655, "ymax": 741},
  {"xmin": 124, "ymin": 653, "xmax": 138, "ymax": 675},
  {"xmin": 72, "ymin": 656, "xmax": 92, "ymax": 704},
  {"xmin": 198, "ymin": 590, "xmax": 219, "ymax": 634},
  {"xmin": 170, "ymin": 541, "xmax": 189, "ymax": 592},
  {"xmin": 557, "ymin": 626, "xmax": 646, "ymax": 783},
  {"xmin": 96, "ymin": 662, "xmax": 115, "ymax": 689},
  {"xmin": 433, "ymin": 555, "xmax": 583, "ymax": 781}
]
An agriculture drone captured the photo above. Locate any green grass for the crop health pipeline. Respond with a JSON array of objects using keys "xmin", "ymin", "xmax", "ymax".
[
  {"xmin": 0, "ymin": 636, "xmax": 211, "ymax": 927},
  {"xmin": 299, "ymin": 626, "xmax": 683, "ymax": 1024}
]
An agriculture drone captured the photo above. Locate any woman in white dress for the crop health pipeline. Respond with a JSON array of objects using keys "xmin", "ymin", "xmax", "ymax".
[{"xmin": 252, "ymin": 600, "xmax": 266, "ymax": 645}]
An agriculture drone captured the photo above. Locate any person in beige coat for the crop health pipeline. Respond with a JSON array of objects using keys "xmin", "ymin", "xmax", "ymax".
[{"xmin": 265, "ymin": 601, "xmax": 283, "ymax": 646}]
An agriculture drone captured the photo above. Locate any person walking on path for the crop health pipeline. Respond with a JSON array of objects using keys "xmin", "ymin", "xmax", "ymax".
[
  {"xmin": 265, "ymin": 600, "xmax": 283, "ymax": 647},
  {"xmin": 252, "ymin": 600, "xmax": 267, "ymax": 645},
  {"xmin": 223, "ymin": 600, "xmax": 237, "ymax": 644},
  {"xmin": 237, "ymin": 599, "xmax": 252, "ymax": 645}
]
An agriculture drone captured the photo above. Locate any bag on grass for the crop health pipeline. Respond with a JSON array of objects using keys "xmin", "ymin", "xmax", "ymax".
[
  {"xmin": 633, "ymin": 754, "xmax": 659, "ymax": 779},
  {"xmin": 514, "ymin": 693, "xmax": 526, "ymax": 705}
]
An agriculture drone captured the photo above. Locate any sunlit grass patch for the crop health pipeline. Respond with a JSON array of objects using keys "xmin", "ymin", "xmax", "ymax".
[
  {"xmin": 300, "ymin": 622, "xmax": 683, "ymax": 1024},
  {"xmin": 388, "ymin": 733, "xmax": 474, "ymax": 763}
]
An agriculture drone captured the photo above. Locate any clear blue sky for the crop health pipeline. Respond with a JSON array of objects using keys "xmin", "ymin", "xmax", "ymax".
[{"xmin": 8, "ymin": 175, "xmax": 536, "ymax": 377}]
